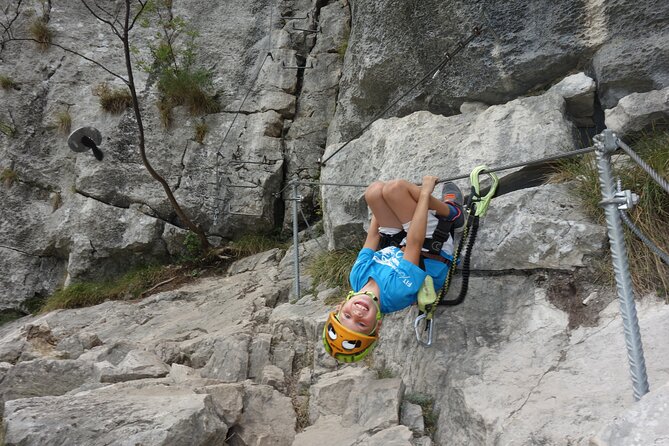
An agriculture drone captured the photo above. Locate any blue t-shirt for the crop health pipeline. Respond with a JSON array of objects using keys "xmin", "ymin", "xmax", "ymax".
[{"xmin": 349, "ymin": 246, "xmax": 450, "ymax": 313}]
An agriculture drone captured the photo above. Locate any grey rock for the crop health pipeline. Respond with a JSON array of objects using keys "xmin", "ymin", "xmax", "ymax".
[
  {"xmin": 329, "ymin": 0, "xmax": 669, "ymax": 143},
  {"xmin": 591, "ymin": 382, "xmax": 669, "ymax": 445},
  {"xmin": 322, "ymin": 92, "xmax": 577, "ymax": 249},
  {"xmin": 3, "ymin": 383, "xmax": 228, "ymax": 446},
  {"xmin": 357, "ymin": 425, "xmax": 414, "ymax": 446},
  {"xmin": 459, "ymin": 101, "xmax": 489, "ymax": 114},
  {"xmin": 0, "ymin": 358, "xmax": 96, "ymax": 405},
  {"xmin": 293, "ymin": 415, "xmax": 366, "ymax": 446},
  {"xmin": 195, "ymin": 383, "xmax": 245, "ymax": 426},
  {"xmin": 200, "ymin": 335, "xmax": 250, "ymax": 382},
  {"xmin": 97, "ymin": 349, "xmax": 170, "ymax": 383},
  {"xmin": 592, "ymin": 31, "xmax": 669, "ymax": 108},
  {"xmin": 310, "ymin": 368, "xmax": 376, "ymax": 423},
  {"xmin": 604, "ymin": 87, "xmax": 669, "ymax": 136},
  {"xmin": 168, "ymin": 363, "xmax": 200, "ymax": 383},
  {"xmin": 248, "ymin": 333, "xmax": 272, "ymax": 379},
  {"xmin": 343, "ymin": 377, "xmax": 405, "ymax": 431},
  {"xmin": 401, "ymin": 401, "xmax": 425, "ymax": 435},
  {"xmin": 297, "ymin": 367, "xmax": 313, "ymax": 394},
  {"xmin": 55, "ymin": 331, "xmax": 103, "ymax": 359},
  {"xmin": 473, "ymin": 183, "xmax": 606, "ymax": 270},
  {"xmin": 549, "ymin": 72, "xmax": 597, "ymax": 126},
  {"xmin": 234, "ymin": 382, "xmax": 297, "ymax": 446},
  {"xmin": 260, "ymin": 364, "xmax": 286, "ymax": 392}
]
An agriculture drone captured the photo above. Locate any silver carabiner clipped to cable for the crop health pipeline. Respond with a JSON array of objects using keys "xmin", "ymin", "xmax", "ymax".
[{"xmin": 414, "ymin": 313, "xmax": 434, "ymax": 347}]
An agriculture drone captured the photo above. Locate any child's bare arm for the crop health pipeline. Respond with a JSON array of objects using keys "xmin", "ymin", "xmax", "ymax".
[
  {"xmin": 403, "ymin": 176, "xmax": 438, "ymax": 266},
  {"xmin": 362, "ymin": 215, "xmax": 381, "ymax": 250}
]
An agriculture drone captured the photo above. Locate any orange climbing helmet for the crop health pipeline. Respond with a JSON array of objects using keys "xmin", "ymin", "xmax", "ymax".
[{"xmin": 322, "ymin": 291, "xmax": 381, "ymax": 363}]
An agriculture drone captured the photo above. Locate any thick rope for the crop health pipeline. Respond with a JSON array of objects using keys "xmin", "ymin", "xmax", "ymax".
[{"xmin": 616, "ymin": 139, "xmax": 669, "ymax": 195}]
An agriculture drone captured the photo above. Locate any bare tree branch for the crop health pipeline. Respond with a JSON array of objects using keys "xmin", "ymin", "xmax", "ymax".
[
  {"xmin": 80, "ymin": 0, "xmax": 122, "ymax": 39},
  {"xmin": 2, "ymin": 38, "xmax": 128, "ymax": 83},
  {"xmin": 128, "ymin": 0, "xmax": 148, "ymax": 31},
  {"xmin": 0, "ymin": 0, "xmax": 24, "ymax": 51}
]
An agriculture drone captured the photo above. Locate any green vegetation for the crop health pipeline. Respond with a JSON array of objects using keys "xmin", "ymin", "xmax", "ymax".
[
  {"xmin": 336, "ymin": 40, "xmax": 348, "ymax": 59},
  {"xmin": 0, "ymin": 120, "xmax": 16, "ymax": 137},
  {"xmin": 38, "ymin": 232, "xmax": 292, "ymax": 313},
  {"xmin": 194, "ymin": 121, "xmax": 208, "ymax": 144},
  {"xmin": 1, "ymin": 168, "xmax": 18, "ymax": 187},
  {"xmin": 405, "ymin": 392, "xmax": 438, "ymax": 437},
  {"xmin": 0, "ymin": 74, "xmax": 16, "ymax": 90},
  {"xmin": 555, "ymin": 131, "xmax": 669, "ymax": 297},
  {"xmin": 40, "ymin": 264, "xmax": 173, "ymax": 312},
  {"xmin": 93, "ymin": 83, "xmax": 133, "ymax": 114},
  {"xmin": 29, "ymin": 17, "xmax": 52, "ymax": 50},
  {"xmin": 179, "ymin": 231, "xmax": 202, "ymax": 263},
  {"xmin": 227, "ymin": 234, "xmax": 289, "ymax": 257},
  {"xmin": 55, "ymin": 110, "xmax": 72, "ymax": 134},
  {"xmin": 0, "ymin": 309, "xmax": 26, "ymax": 327},
  {"xmin": 136, "ymin": 6, "xmax": 219, "ymax": 128},
  {"xmin": 308, "ymin": 249, "xmax": 359, "ymax": 299}
]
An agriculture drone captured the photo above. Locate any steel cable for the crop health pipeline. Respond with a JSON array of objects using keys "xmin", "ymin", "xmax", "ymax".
[
  {"xmin": 616, "ymin": 139, "xmax": 669, "ymax": 195},
  {"xmin": 619, "ymin": 210, "xmax": 669, "ymax": 266}
]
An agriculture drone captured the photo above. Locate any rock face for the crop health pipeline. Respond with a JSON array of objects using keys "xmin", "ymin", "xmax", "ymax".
[
  {"xmin": 2, "ymin": 0, "xmax": 669, "ymax": 444},
  {"xmin": 0, "ymin": 0, "xmax": 349, "ymax": 310},
  {"xmin": 328, "ymin": 0, "xmax": 669, "ymax": 143},
  {"xmin": 2, "ymin": 0, "xmax": 669, "ymax": 312},
  {"xmin": 1, "ymin": 235, "xmax": 668, "ymax": 445}
]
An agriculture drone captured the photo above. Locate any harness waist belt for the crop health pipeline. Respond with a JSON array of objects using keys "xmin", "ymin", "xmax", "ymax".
[{"xmin": 421, "ymin": 252, "xmax": 451, "ymax": 264}]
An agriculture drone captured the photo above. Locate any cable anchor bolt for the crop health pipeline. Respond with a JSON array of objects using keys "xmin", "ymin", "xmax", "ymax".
[{"xmin": 600, "ymin": 189, "xmax": 639, "ymax": 210}]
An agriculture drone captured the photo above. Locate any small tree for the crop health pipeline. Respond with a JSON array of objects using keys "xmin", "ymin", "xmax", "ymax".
[{"xmin": 0, "ymin": 0, "xmax": 211, "ymax": 250}]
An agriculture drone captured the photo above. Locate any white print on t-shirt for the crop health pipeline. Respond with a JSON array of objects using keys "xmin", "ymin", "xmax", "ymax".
[{"xmin": 373, "ymin": 247, "xmax": 413, "ymax": 288}]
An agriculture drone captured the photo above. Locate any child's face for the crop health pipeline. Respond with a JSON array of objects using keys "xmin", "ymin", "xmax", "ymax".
[{"xmin": 338, "ymin": 293, "xmax": 379, "ymax": 335}]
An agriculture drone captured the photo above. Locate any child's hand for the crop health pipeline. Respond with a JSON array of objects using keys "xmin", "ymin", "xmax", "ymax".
[{"xmin": 422, "ymin": 175, "xmax": 438, "ymax": 194}]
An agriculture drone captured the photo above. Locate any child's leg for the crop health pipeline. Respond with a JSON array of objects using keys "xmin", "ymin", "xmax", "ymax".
[
  {"xmin": 364, "ymin": 181, "xmax": 403, "ymax": 230},
  {"xmin": 381, "ymin": 180, "xmax": 457, "ymax": 223}
]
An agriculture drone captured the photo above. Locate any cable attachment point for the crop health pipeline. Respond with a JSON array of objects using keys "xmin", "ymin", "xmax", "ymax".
[
  {"xmin": 593, "ymin": 129, "xmax": 619, "ymax": 154},
  {"xmin": 600, "ymin": 189, "xmax": 639, "ymax": 210}
]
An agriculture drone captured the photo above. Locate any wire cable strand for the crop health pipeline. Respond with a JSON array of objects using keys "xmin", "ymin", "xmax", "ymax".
[
  {"xmin": 319, "ymin": 26, "xmax": 483, "ymax": 166},
  {"xmin": 619, "ymin": 210, "xmax": 669, "ymax": 266},
  {"xmin": 616, "ymin": 139, "xmax": 669, "ymax": 195}
]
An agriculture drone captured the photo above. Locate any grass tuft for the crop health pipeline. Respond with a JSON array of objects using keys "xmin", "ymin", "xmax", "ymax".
[
  {"xmin": 308, "ymin": 249, "xmax": 359, "ymax": 293},
  {"xmin": 93, "ymin": 83, "xmax": 133, "ymax": 114},
  {"xmin": 157, "ymin": 68, "xmax": 219, "ymax": 124},
  {"xmin": 554, "ymin": 131, "xmax": 669, "ymax": 297},
  {"xmin": 405, "ymin": 392, "xmax": 438, "ymax": 437},
  {"xmin": 1, "ymin": 168, "xmax": 18, "ymax": 187},
  {"xmin": 40, "ymin": 264, "xmax": 174, "ymax": 312},
  {"xmin": 29, "ymin": 18, "xmax": 52, "ymax": 50},
  {"xmin": 55, "ymin": 110, "xmax": 72, "ymax": 134},
  {"xmin": 0, "ymin": 121, "xmax": 17, "ymax": 137},
  {"xmin": 227, "ymin": 234, "xmax": 288, "ymax": 257},
  {"xmin": 0, "ymin": 75, "xmax": 16, "ymax": 90},
  {"xmin": 194, "ymin": 121, "xmax": 207, "ymax": 144}
]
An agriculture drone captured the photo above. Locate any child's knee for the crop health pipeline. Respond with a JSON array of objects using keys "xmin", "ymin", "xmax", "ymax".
[
  {"xmin": 382, "ymin": 179, "xmax": 408, "ymax": 198},
  {"xmin": 365, "ymin": 181, "xmax": 385, "ymax": 203}
]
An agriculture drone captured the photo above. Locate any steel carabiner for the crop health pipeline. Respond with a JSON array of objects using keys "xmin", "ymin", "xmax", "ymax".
[{"xmin": 414, "ymin": 313, "xmax": 434, "ymax": 347}]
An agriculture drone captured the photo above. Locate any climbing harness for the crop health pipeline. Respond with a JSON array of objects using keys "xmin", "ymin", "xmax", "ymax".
[{"xmin": 414, "ymin": 166, "xmax": 499, "ymax": 346}]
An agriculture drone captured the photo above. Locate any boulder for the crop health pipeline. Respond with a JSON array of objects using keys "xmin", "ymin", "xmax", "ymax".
[
  {"xmin": 2, "ymin": 383, "xmax": 227, "ymax": 446},
  {"xmin": 232, "ymin": 383, "xmax": 297, "ymax": 446},
  {"xmin": 591, "ymin": 382, "xmax": 669, "ymax": 445},
  {"xmin": 549, "ymin": 72, "xmax": 597, "ymax": 126},
  {"xmin": 604, "ymin": 87, "xmax": 669, "ymax": 136}
]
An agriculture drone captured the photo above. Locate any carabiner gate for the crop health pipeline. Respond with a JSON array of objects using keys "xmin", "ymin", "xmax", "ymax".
[{"xmin": 414, "ymin": 313, "xmax": 434, "ymax": 347}]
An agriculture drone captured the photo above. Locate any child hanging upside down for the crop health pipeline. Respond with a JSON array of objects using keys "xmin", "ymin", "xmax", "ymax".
[{"xmin": 323, "ymin": 176, "xmax": 464, "ymax": 363}]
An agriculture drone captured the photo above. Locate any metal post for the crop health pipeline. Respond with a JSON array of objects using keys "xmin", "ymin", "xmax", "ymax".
[
  {"xmin": 593, "ymin": 130, "xmax": 649, "ymax": 401},
  {"xmin": 290, "ymin": 180, "xmax": 301, "ymax": 300}
]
